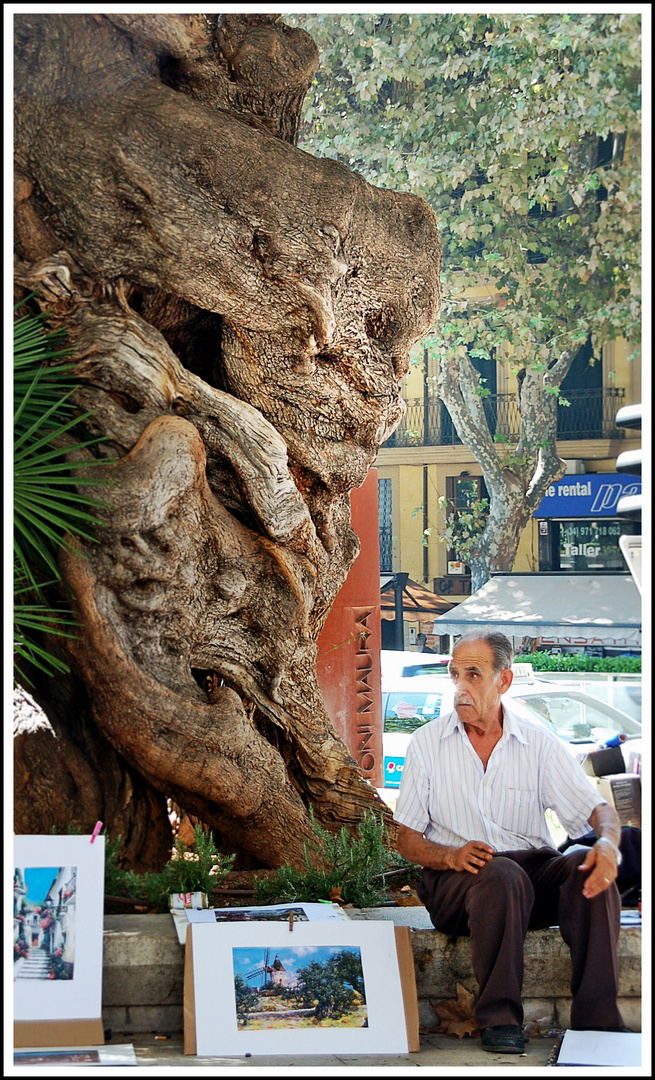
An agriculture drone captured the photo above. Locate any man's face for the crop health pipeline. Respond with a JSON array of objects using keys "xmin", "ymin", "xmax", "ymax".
[{"xmin": 448, "ymin": 639, "xmax": 513, "ymax": 726}]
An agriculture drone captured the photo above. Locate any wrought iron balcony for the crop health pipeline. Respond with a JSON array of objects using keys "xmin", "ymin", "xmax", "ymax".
[{"xmin": 382, "ymin": 387, "xmax": 626, "ymax": 448}]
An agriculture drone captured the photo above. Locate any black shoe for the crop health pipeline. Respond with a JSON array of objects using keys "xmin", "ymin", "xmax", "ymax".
[{"xmin": 480, "ymin": 1025, "xmax": 525, "ymax": 1054}]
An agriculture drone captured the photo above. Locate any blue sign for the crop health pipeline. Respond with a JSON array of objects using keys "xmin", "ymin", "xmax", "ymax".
[
  {"xmin": 534, "ymin": 473, "xmax": 641, "ymax": 518},
  {"xmin": 383, "ymin": 757, "xmax": 405, "ymax": 788}
]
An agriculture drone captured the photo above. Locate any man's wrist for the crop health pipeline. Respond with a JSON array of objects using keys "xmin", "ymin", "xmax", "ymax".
[{"xmin": 596, "ymin": 836, "xmax": 622, "ymax": 865}]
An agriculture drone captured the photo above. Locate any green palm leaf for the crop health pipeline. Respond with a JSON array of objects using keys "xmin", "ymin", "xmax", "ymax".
[
  {"xmin": 13, "ymin": 298, "xmax": 116, "ymax": 682},
  {"xmin": 13, "ymin": 563, "xmax": 80, "ymax": 680}
]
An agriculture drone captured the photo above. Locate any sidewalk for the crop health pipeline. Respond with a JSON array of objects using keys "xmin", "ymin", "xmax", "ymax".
[{"xmin": 124, "ymin": 1029, "xmax": 562, "ymax": 1070}]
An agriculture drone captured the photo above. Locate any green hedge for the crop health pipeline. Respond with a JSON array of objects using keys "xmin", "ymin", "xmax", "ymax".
[{"xmin": 515, "ymin": 653, "xmax": 641, "ymax": 674}]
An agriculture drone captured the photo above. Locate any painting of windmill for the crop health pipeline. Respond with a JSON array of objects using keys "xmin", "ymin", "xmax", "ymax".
[
  {"xmin": 243, "ymin": 950, "xmax": 295, "ymax": 991},
  {"xmin": 232, "ymin": 945, "xmax": 367, "ymax": 1030}
]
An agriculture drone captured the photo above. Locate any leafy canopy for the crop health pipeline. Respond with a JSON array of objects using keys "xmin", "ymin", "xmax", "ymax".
[{"xmin": 291, "ymin": 12, "xmax": 641, "ymax": 367}]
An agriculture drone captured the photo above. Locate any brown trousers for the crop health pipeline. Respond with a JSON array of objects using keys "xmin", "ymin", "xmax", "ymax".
[{"xmin": 418, "ymin": 846, "xmax": 624, "ymax": 1030}]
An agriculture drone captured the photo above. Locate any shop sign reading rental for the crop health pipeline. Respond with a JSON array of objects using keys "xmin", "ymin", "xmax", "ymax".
[{"xmin": 534, "ymin": 473, "xmax": 641, "ymax": 518}]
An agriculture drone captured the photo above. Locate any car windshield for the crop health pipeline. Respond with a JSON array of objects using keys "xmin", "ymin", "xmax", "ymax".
[
  {"xmin": 384, "ymin": 691, "xmax": 446, "ymax": 734},
  {"xmin": 400, "ymin": 661, "xmax": 450, "ymax": 677},
  {"xmin": 512, "ymin": 693, "xmax": 641, "ymax": 744}
]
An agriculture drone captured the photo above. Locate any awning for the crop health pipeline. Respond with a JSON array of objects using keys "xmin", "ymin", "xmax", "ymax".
[
  {"xmin": 381, "ymin": 576, "xmax": 454, "ymax": 621},
  {"xmin": 432, "ymin": 573, "xmax": 641, "ymax": 647}
]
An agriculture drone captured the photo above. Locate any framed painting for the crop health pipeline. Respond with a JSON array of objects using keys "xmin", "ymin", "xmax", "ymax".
[
  {"xmin": 14, "ymin": 834, "xmax": 105, "ymax": 1046},
  {"xmin": 186, "ymin": 920, "xmax": 411, "ymax": 1057}
]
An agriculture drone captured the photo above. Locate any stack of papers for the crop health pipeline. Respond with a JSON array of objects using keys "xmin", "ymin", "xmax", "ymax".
[
  {"xmin": 14, "ymin": 1045, "xmax": 138, "ymax": 1067},
  {"xmin": 620, "ymin": 909, "xmax": 641, "ymax": 927},
  {"xmin": 556, "ymin": 1029, "xmax": 641, "ymax": 1067}
]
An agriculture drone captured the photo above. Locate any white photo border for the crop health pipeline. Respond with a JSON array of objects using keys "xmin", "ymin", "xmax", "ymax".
[
  {"xmin": 191, "ymin": 920, "xmax": 409, "ymax": 1057},
  {"xmin": 13, "ymin": 835, "xmax": 105, "ymax": 1022}
]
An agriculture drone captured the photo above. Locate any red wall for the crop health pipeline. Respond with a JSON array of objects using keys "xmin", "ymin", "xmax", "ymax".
[{"xmin": 316, "ymin": 469, "xmax": 383, "ymax": 787}]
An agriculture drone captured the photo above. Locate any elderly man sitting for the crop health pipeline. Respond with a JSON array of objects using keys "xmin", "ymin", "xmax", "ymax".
[{"xmin": 394, "ymin": 631, "xmax": 626, "ymax": 1054}]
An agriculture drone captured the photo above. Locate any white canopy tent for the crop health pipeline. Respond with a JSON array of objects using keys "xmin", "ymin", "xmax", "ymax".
[{"xmin": 432, "ymin": 573, "xmax": 641, "ymax": 649}]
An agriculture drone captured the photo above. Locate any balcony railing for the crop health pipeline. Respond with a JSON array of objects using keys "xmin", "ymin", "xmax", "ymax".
[{"xmin": 382, "ymin": 388, "xmax": 626, "ymax": 448}]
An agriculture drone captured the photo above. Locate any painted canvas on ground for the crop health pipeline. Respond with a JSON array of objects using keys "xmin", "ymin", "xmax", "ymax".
[
  {"xmin": 190, "ymin": 921, "xmax": 409, "ymax": 1056},
  {"xmin": 14, "ymin": 1044, "xmax": 138, "ymax": 1066},
  {"xmin": 13, "ymin": 835, "xmax": 105, "ymax": 1022},
  {"xmin": 187, "ymin": 902, "xmax": 345, "ymax": 924},
  {"xmin": 178, "ymin": 901, "xmax": 344, "ymax": 944}
]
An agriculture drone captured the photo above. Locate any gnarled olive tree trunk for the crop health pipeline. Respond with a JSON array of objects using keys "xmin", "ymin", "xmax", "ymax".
[{"xmin": 14, "ymin": 13, "xmax": 441, "ymax": 868}]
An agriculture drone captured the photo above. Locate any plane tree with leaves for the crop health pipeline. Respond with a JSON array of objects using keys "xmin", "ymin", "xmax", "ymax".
[{"xmin": 292, "ymin": 11, "xmax": 641, "ymax": 587}]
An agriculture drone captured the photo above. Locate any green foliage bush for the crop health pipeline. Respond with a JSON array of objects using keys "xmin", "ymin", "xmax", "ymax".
[
  {"xmin": 104, "ymin": 826, "xmax": 235, "ymax": 912},
  {"xmin": 516, "ymin": 652, "xmax": 641, "ymax": 674},
  {"xmin": 253, "ymin": 809, "xmax": 409, "ymax": 908}
]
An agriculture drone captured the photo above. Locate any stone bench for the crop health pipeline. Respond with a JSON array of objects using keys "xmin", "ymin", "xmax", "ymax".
[{"xmin": 101, "ymin": 911, "xmax": 641, "ymax": 1036}]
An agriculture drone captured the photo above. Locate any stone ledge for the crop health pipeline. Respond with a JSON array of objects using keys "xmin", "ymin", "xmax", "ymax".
[
  {"xmin": 408, "ymin": 925, "xmax": 641, "ymax": 1000},
  {"xmin": 101, "ymin": 913, "xmax": 641, "ymax": 1034},
  {"xmin": 351, "ymin": 906, "xmax": 641, "ymax": 1033}
]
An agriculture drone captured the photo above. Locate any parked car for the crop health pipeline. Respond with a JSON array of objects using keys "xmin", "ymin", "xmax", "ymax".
[
  {"xmin": 382, "ymin": 670, "xmax": 642, "ymax": 789},
  {"xmin": 380, "ymin": 650, "xmax": 451, "ymax": 679}
]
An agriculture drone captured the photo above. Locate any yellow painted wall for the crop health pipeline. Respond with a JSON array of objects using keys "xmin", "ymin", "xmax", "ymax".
[{"xmin": 378, "ymin": 460, "xmax": 539, "ymax": 587}]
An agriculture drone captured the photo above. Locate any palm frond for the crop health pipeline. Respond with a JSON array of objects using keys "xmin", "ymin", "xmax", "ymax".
[
  {"xmin": 13, "ymin": 298, "xmax": 116, "ymax": 683},
  {"xmin": 13, "ymin": 561, "xmax": 79, "ymax": 683}
]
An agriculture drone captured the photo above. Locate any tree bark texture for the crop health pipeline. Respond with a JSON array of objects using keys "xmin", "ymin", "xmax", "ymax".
[{"xmin": 14, "ymin": 14, "xmax": 442, "ymax": 868}]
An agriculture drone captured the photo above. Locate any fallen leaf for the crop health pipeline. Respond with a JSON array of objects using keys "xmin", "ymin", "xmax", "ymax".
[
  {"xmin": 447, "ymin": 1018, "xmax": 478, "ymax": 1039},
  {"xmin": 431, "ymin": 983, "xmax": 478, "ymax": 1035}
]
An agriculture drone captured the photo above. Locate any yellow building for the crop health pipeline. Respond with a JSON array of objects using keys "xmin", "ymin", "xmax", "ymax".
[{"xmin": 376, "ymin": 325, "xmax": 641, "ymax": 650}]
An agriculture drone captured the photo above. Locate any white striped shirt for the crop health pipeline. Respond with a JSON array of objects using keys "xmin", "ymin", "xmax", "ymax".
[{"xmin": 393, "ymin": 704, "xmax": 605, "ymax": 850}]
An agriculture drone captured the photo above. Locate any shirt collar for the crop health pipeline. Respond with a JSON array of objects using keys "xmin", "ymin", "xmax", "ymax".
[
  {"xmin": 500, "ymin": 703, "xmax": 530, "ymax": 744},
  {"xmin": 444, "ymin": 702, "xmax": 530, "ymax": 744}
]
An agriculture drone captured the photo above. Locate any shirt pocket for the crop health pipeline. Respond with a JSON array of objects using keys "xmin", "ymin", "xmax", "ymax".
[{"xmin": 493, "ymin": 788, "xmax": 538, "ymax": 838}]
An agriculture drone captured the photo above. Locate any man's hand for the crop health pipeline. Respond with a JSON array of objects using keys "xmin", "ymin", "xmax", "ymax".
[
  {"xmin": 578, "ymin": 842, "xmax": 619, "ymax": 899},
  {"xmin": 396, "ymin": 824, "xmax": 495, "ymax": 873},
  {"xmin": 448, "ymin": 840, "xmax": 495, "ymax": 874},
  {"xmin": 581, "ymin": 803, "xmax": 622, "ymax": 899}
]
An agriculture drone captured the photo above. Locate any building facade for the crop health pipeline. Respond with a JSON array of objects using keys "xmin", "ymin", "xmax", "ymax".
[{"xmin": 376, "ymin": 332, "xmax": 641, "ymax": 650}]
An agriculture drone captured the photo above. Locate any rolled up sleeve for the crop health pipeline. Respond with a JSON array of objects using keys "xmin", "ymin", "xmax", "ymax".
[{"xmin": 542, "ymin": 741, "xmax": 606, "ymax": 838}]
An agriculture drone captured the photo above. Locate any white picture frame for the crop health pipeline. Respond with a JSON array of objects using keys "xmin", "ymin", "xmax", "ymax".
[
  {"xmin": 189, "ymin": 920, "xmax": 410, "ymax": 1057},
  {"xmin": 13, "ymin": 834, "xmax": 105, "ymax": 1024}
]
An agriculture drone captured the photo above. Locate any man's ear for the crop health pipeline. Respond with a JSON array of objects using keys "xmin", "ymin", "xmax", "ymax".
[{"xmin": 498, "ymin": 667, "xmax": 514, "ymax": 694}]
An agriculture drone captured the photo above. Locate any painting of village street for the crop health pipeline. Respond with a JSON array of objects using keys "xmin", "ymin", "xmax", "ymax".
[
  {"xmin": 232, "ymin": 945, "xmax": 367, "ymax": 1030},
  {"xmin": 13, "ymin": 866, "xmax": 77, "ymax": 981}
]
